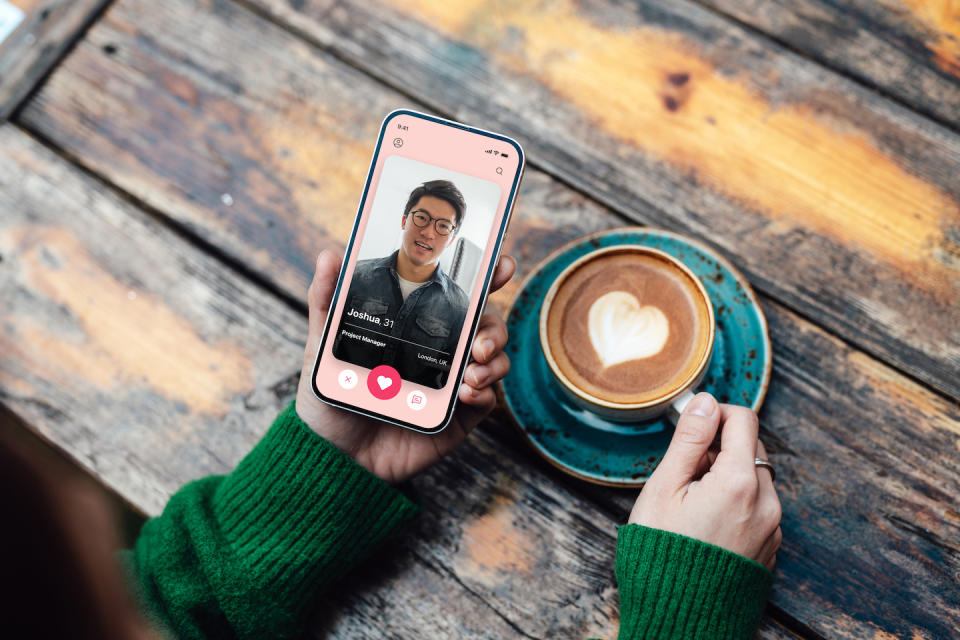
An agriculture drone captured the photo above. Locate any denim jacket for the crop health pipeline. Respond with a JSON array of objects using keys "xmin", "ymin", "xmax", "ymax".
[{"xmin": 333, "ymin": 250, "xmax": 469, "ymax": 389}]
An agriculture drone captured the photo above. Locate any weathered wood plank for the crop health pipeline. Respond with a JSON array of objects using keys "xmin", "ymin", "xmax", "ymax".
[
  {"xmin": 0, "ymin": 0, "xmax": 109, "ymax": 120},
  {"xmin": 694, "ymin": 0, "xmax": 960, "ymax": 129},
  {"xmin": 0, "ymin": 123, "xmax": 811, "ymax": 640},
  {"xmin": 7, "ymin": 0, "xmax": 960, "ymax": 637},
  {"xmin": 578, "ymin": 301, "xmax": 960, "ymax": 639},
  {"xmin": 225, "ymin": 0, "xmax": 960, "ymax": 402},
  {"xmin": 0, "ymin": 125, "xmax": 616, "ymax": 639},
  {"xmin": 0, "ymin": 124, "xmax": 304, "ymax": 516},
  {"xmin": 8, "ymin": 113, "xmax": 956, "ymax": 637},
  {"xmin": 497, "ymin": 181, "xmax": 960, "ymax": 639},
  {"xmin": 0, "ymin": 121, "xmax": 802, "ymax": 640},
  {"xmin": 19, "ymin": 0, "xmax": 384, "ymax": 301}
]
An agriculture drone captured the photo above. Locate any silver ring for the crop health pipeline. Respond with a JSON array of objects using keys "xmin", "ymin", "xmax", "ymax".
[{"xmin": 754, "ymin": 458, "xmax": 775, "ymax": 481}]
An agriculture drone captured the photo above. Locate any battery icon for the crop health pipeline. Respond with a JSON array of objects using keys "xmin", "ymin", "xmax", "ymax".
[{"xmin": 501, "ymin": 153, "xmax": 509, "ymax": 158}]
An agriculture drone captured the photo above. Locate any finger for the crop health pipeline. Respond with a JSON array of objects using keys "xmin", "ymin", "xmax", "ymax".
[
  {"xmin": 716, "ymin": 404, "xmax": 760, "ymax": 470},
  {"xmin": 458, "ymin": 383, "xmax": 497, "ymax": 414},
  {"xmin": 758, "ymin": 525, "xmax": 782, "ymax": 570},
  {"xmin": 472, "ymin": 311, "xmax": 508, "ymax": 363},
  {"xmin": 764, "ymin": 552, "xmax": 776, "ymax": 572},
  {"xmin": 303, "ymin": 251, "xmax": 343, "ymax": 364},
  {"xmin": 755, "ymin": 440, "xmax": 781, "ymax": 531},
  {"xmin": 758, "ymin": 526, "xmax": 782, "ymax": 565},
  {"xmin": 691, "ymin": 446, "xmax": 720, "ymax": 480},
  {"xmin": 755, "ymin": 439, "xmax": 775, "ymax": 478},
  {"xmin": 654, "ymin": 393, "xmax": 721, "ymax": 491},
  {"xmin": 756, "ymin": 439, "xmax": 768, "ymax": 459},
  {"xmin": 489, "ymin": 255, "xmax": 517, "ymax": 294},
  {"xmin": 431, "ymin": 385, "xmax": 495, "ymax": 455},
  {"xmin": 465, "ymin": 352, "xmax": 510, "ymax": 388},
  {"xmin": 308, "ymin": 250, "xmax": 343, "ymax": 331}
]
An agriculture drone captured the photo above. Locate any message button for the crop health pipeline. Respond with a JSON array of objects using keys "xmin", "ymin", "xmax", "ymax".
[{"xmin": 406, "ymin": 390, "xmax": 427, "ymax": 411}]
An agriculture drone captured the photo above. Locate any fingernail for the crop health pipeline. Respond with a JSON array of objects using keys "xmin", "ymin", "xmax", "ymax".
[
  {"xmin": 686, "ymin": 393, "xmax": 716, "ymax": 417},
  {"xmin": 482, "ymin": 338, "xmax": 495, "ymax": 359},
  {"xmin": 316, "ymin": 250, "xmax": 326, "ymax": 271},
  {"xmin": 471, "ymin": 365, "xmax": 489, "ymax": 386}
]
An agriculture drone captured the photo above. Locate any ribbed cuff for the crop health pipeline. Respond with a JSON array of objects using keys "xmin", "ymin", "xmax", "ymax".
[
  {"xmin": 211, "ymin": 401, "xmax": 421, "ymax": 624},
  {"xmin": 616, "ymin": 524, "xmax": 773, "ymax": 640}
]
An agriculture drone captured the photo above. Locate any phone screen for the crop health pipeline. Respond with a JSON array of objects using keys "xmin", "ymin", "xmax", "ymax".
[{"xmin": 312, "ymin": 110, "xmax": 524, "ymax": 433}]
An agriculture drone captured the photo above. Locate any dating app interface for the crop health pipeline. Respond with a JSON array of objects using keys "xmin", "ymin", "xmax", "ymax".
[{"xmin": 315, "ymin": 112, "xmax": 522, "ymax": 431}]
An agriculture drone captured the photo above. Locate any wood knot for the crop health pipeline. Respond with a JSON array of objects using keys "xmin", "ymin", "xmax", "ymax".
[{"xmin": 661, "ymin": 71, "xmax": 693, "ymax": 112}]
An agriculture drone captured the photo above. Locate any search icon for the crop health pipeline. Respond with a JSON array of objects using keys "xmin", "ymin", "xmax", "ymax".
[{"xmin": 496, "ymin": 167, "xmax": 503, "ymax": 175}]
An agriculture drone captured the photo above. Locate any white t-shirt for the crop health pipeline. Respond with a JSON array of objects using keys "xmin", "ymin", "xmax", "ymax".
[{"xmin": 397, "ymin": 274, "xmax": 429, "ymax": 302}]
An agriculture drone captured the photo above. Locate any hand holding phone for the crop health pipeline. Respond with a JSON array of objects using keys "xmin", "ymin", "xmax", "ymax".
[
  {"xmin": 311, "ymin": 110, "xmax": 524, "ymax": 434},
  {"xmin": 295, "ymin": 249, "xmax": 516, "ymax": 484}
]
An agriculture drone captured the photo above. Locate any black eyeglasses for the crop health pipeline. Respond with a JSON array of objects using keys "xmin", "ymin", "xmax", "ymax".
[{"xmin": 409, "ymin": 209, "xmax": 457, "ymax": 236}]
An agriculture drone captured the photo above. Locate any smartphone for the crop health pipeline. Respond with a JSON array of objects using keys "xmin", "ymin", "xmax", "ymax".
[{"xmin": 311, "ymin": 109, "xmax": 525, "ymax": 434}]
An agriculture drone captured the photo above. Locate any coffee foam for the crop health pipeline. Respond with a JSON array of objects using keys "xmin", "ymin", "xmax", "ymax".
[
  {"xmin": 545, "ymin": 250, "xmax": 712, "ymax": 405},
  {"xmin": 588, "ymin": 291, "xmax": 669, "ymax": 367}
]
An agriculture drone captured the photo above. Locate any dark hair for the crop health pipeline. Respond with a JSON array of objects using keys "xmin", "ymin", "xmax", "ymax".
[
  {"xmin": 403, "ymin": 180, "xmax": 466, "ymax": 228},
  {"xmin": 0, "ymin": 427, "xmax": 141, "ymax": 640}
]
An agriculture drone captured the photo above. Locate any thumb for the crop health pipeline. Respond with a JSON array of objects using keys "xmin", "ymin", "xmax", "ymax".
[
  {"xmin": 654, "ymin": 392, "xmax": 720, "ymax": 491},
  {"xmin": 307, "ymin": 249, "xmax": 343, "ymax": 344}
]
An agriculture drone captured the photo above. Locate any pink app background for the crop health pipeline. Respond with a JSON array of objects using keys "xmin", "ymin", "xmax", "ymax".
[{"xmin": 314, "ymin": 111, "xmax": 522, "ymax": 431}]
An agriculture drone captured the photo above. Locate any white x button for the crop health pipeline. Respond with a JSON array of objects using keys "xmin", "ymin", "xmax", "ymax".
[{"xmin": 338, "ymin": 369, "xmax": 358, "ymax": 390}]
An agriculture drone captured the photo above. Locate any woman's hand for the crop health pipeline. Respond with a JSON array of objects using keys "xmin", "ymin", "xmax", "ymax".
[
  {"xmin": 294, "ymin": 249, "xmax": 515, "ymax": 484},
  {"xmin": 628, "ymin": 393, "xmax": 782, "ymax": 570}
]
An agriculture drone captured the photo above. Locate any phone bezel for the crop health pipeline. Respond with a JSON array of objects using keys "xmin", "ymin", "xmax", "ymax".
[{"xmin": 311, "ymin": 108, "xmax": 525, "ymax": 434}]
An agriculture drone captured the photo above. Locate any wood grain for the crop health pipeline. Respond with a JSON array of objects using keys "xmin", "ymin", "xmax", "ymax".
[
  {"xmin": 0, "ymin": 124, "xmax": 304, "ymax": 516},
  {"xmin": 224, "ymin": 0, "xmax": 960, "ymax": 402},
  {"xmin": 0, "ymin": 0, "xmax": 108, "ymax": 120},
  {"xmin": 0, "ymin": 125, "xmax": 614, "ymax": 639},
  {"xmin": 4, "ymin": 117, "xmax": 958, "ymax": 637},
  {"xmin": 5, "ymin": 0, "xmax": 960, "ymax": 637},
  {"xmin": 0, "ymin": 119, "xmax": 805, "ymax": 640},
  {"xmin": 581, "ymin": 301, "xmax": 960, "ymax": 639},
  {"xmin": 0, "ymin": 128, "xmax": 813, "ymax": 640},
  {"xmin": 18, "ymin": 0, "xmax": 392, "ymax": 301},
  {"xmin": 0, "ymin": 123, "xmax": 812, "ymax": 640},
  {"xmin": 501, "ymin": 179, "xmax": 960, "ymax": 639},
  {"xmin": 695, "ymin": 0, "xmax": 960, "ymax": 129}
]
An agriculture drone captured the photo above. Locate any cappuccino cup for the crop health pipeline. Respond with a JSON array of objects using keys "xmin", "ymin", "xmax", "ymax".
[{"xmin": 539, "ymin": 246, "xmax": 715, "ymax": 422}]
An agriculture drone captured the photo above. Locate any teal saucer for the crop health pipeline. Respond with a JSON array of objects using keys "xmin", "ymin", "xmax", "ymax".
[{"xmin": 498, "ymin": 228, "xmax": 771, "ymax": 487}]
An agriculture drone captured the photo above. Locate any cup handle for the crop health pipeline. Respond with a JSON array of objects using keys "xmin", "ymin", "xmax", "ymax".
[{"xmin": 666, "ymin": 388, "xmax": 697, "ymax": 425}]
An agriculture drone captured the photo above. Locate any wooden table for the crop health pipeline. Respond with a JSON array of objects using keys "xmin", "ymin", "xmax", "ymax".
[{"xmin": 2, "ymin": 0, "xmax": 959, "ymax": 637}]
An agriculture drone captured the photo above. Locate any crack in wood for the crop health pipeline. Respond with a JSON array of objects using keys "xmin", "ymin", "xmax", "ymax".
[
  {"xmin": 410, "ymin": 547, "xmax": 545, "ymax": 640},
  {"xmin": 882, "ymin": 511, "xmax": 960, "ymax": 559}
]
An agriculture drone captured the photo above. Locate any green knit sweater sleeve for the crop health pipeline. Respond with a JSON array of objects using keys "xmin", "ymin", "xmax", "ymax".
[
  {"xmin": 125, "ymin": 401, "xmax": 421, "ymax": 639},
  {"xmin": 614, "ymin": 523, "xmax": 774, "ymax": 639}
]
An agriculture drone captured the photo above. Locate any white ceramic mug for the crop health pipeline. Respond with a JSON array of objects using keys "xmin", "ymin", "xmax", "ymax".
[{"xmin": 539, "ymin": 246, "xmax": 715, "ymax": 423}]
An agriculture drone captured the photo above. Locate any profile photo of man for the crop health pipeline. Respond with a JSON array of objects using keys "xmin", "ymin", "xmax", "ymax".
[{"xmin": 334, "ymin": 179, "xmax": 471, "ymax": 388}]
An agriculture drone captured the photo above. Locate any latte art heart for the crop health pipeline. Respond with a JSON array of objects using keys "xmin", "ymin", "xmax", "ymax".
[{"xmin": 587, "ymin": 291, "xmax": 669, "ymax": 367}]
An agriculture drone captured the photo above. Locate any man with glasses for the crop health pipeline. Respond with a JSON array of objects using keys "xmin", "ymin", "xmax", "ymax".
[{"xmin": 333, "ymin": 180, "xmax": 471, "ymax": 389}]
